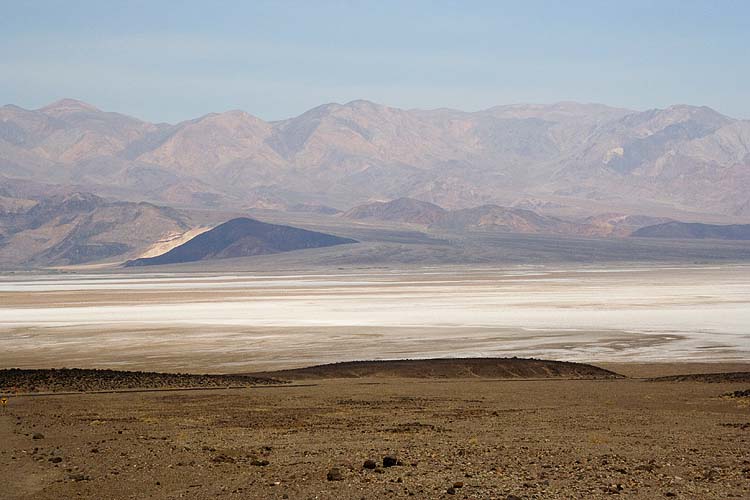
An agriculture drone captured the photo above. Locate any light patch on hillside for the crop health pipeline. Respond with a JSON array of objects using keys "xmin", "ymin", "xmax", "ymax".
[
  {"xmin": 603, "ymin": 146, "xmax": 624, "ymax": 164},
  {"xmin": 138, "ymin": 226, "xmax": 212, "ymax": 259}
]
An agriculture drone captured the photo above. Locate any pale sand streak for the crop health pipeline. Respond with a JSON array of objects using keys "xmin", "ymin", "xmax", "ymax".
[{"xmin": 1, "ymin": 265, "xmax": 749, "ymax": 372}]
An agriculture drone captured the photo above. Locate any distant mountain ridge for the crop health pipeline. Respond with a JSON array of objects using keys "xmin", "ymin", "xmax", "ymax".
[
  {"xmin": 342, "ymin": 197, "xmax": 672, "ymax": 237},
  {"xmin": 2, "ymin": 98, "xmax": 749, "ymax": 218},
  {"xmin": 633, "ymin": 221, "xmax": 750, "ymax": 240},
  {"xmin": 126, "ymin": 217, "xmax": 357, "ymax": 266},
  {"xmin": 343, "ymin": 198, "xmax": 447, "ymax": 224}
]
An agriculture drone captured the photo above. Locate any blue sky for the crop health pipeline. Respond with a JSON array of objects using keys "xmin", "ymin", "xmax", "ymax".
[{"xmin": 2, "ymin": 0, "xmax": 748, "ymax": 123}]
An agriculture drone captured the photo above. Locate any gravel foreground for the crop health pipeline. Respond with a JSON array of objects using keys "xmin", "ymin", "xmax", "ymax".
[
  {"xmin": 2, "ymin": 362, "xmax": 749, "ymax": 499},
  {"xmin": 0, "ymin": 368, "xmax": 283, "ymax": 394}
]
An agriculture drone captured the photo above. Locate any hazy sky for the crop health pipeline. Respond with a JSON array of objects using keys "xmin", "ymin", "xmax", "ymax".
[{"xmin": 2, "ymin": 0, "xmax": 748, "ymax": 123}]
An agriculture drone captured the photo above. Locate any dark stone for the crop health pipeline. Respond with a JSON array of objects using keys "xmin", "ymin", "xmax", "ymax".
[
  {"xmin": 453, "ymin": 481, "xmax": 464, "ymax": 488},
  {"xmin": 250, "ymin": 459, "xmax": 270, "ymax": 466},
  {"xmin": 363, "ymin": 459, "xmax": 377, "ymax": 469},
  {"xmin": 383, "ymin": 456, "xmax": 399, "ymax": 467},
  {"xmin": 327, "ymin": 468, "xmax": 344, "ymax": 481},
  {"xmin": 447, "ymin": 487, "xmax": 456, "ymax": 495},
  {"xmin": 32, "ymin": 433, "xmax": 44, "ymax": 440},
  {"xmin": 49, "ymin": 457, "xmax": 63, "ymax": 463}
]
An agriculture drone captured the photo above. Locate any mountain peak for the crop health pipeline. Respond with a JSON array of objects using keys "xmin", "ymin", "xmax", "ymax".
[
  {"xmin": 39, "ymin": 98, "xmax": 100, "ymax": 115},
  {"xmin": 343, "ymin": 99, "xmax": 381, "ymax": 109},
  {"xmin": 655, "ymin": 104, "xmax": 730, "ymax": 122}
]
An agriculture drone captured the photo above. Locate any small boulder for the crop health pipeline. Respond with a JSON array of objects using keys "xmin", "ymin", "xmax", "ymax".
[
  {"xmin": 383, "ymin": 456, "xmax": 399, "ymax": 467},
  {"xmin": 32, "ymin": 433, "xmax": 44, "ymax": 440},
  {"xmin": 363, "ymin": 459, "xmax": 377, "ymax": 470},
  {"xmin": 327, "ymin": 468, "xmax": 344, "ymax": 481}
]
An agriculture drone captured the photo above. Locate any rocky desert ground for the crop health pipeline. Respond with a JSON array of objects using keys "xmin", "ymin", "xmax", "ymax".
[{"xmin": 2, "ymin": 361, "xmax": 750, "ymax": 500}]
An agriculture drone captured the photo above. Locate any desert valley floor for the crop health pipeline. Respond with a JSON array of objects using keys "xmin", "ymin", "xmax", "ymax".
[
  {"xmin": 1, "ymin": 264, "xmax": 749, "ymax": 371},
  {"xmin": 2, "ymin": 264, "xmax": 750, "ymax": 499}
]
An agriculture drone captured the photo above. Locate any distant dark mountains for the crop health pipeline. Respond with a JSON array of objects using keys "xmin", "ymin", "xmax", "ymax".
[
  {"xmin": 342, "ymin": 197, "xmax": 671, "ymax": 237},
  {"xmin": 126, "ymin": 217, "xmax": 357, "ymax": 266},
  {"xmin": 343, "ymin": 198, "xmax": 447, "ymax": 225},
  {"xmin": 2, "ymin": 98, "xmax": 749, "ymax": 218},
  {"xmin": 633, "ymin": 221, "xmax": 750, "ymax": 240}
]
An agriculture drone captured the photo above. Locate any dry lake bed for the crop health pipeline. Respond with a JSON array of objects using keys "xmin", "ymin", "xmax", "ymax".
[{"xmin": 1, "ymin": 264, "xmax": 749, "ymax": 372}]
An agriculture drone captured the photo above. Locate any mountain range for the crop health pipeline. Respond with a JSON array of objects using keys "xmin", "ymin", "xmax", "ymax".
[
  {"xmin": 2, "ymin": 98, "xmax": 749, "ymax": 219},
  {"xmin": 2, "ymin": 98, "xmax": 750, "ymax": 268},
  {"xmin": 342, "ymin": 197, "xmax": 672, "ymax": 237}
]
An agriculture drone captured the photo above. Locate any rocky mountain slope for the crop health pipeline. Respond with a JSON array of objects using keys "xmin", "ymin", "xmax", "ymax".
[
  {"xmin": 126, "ymin": 217, "xmax": 357, "ymax": 266},
  {"xmin": 0, "ymin": 191, "xmax": 192, "ymax": 267},
  {"xmin": 2, "ymin": 99, "xmax": 749, "ymax": 218}
]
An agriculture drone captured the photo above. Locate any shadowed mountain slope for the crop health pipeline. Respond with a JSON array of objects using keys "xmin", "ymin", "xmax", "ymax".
[{"xmin": 126, "ymin": 217, "xmax": 357, "ymax": 266}]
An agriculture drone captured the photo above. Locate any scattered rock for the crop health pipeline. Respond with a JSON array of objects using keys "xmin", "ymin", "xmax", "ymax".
[
  {"xmin": 49, "ymin": 457, "xmax": 63, "ymax": 464},
  {"xmin": 211, "ymin": 454, "xmax": 235, "ymax": 464},
  {"xmin": 32, "ymin": 433, "xmax": 44, "ymax": 440},
  {"xmin": 250, "ymin": 459, "xmax": 270, "ymax": 466},
  {"xmin": 605, "ymin": 483, "xmax": 624, "ymax": 494},
  {"xmin": 68, "ymin": 473, "xmax": 90, "ymax": 482},
  {"xmin": 447, "ymin": 487, "xmax": 456, "ymax": 495},
  {"xmin": 363, "ymin": 459, "xmax": 377, "ymax": 469},
  {"xmin": 327, "ymin": 468, "xmax": 344, "ymax": 481},
  {"xmin": 453, "ymin": 481, "xmax": 464, "ymax": 488},
  {"xmin": 723, "ymin": 389, "xmax": 750, "ymax": 399},
  {"xmin": 383, "ymin": 456, "xmax": 400, "ymax": 467}
]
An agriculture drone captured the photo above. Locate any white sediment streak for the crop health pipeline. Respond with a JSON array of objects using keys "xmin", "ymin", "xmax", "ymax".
[{"xmin": 1, "ymin": 265, "xmax": 749, "ymax": 370}]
